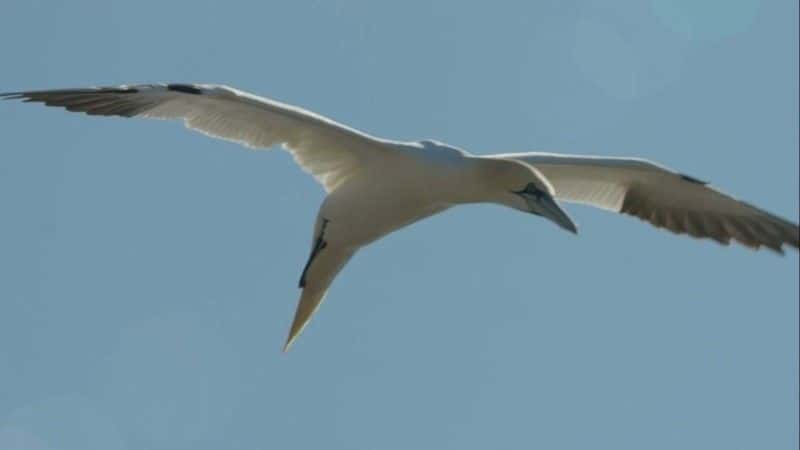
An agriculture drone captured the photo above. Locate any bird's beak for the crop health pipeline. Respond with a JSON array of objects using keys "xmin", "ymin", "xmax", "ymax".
[{"xmin": 525, "ymin": 192, "xmax": 578, "ymax": 235}]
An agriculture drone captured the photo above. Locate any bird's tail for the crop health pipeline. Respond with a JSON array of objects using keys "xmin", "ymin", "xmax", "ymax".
[{"xmin": 283, "ymin": 247, "xmax": 354, "ymax": 352}]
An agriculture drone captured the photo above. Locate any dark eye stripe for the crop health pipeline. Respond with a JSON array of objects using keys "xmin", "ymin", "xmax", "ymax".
[
  {"xmin": 525, "ymin": 183, "xmax": 545, "ymax": 199},
  {"xmin": 512, "ymin": 182, "xmax": 545, "ymax": 198}
]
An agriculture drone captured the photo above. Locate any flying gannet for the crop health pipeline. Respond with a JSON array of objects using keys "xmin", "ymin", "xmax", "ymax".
[{"xmin": 2, "ymin": 83, "xmax": 797, "ymax": 351}]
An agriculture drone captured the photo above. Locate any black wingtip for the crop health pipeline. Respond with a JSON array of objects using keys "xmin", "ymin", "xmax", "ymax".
[
  {"xmin": 167, "ymin": 84, "xmax": 203, "ymax": 95},
  {"xmin": 101, "ymin": 87, "xmax": 139, "ymax": 94},
  {"xmin": 1, "ymin": 86, "xmax": 139, "ymax": 100},
  {"xmin": 0, "ymin": 92, "xmax": 25, "ymax": 100}
]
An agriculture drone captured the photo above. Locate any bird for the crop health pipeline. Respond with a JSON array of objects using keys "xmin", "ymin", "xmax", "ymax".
[{"xmin": 2, "ymin": 83, "xmax": 798, "ymax": 351}]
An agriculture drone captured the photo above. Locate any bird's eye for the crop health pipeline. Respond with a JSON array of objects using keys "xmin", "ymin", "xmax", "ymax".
[
  {"xmin": 524, "ymin": 183, "xmax": 544, "ymax": 199},
  {"xmin": 512, "ymin": 182, "xmax": 545, "ymax": 199}
]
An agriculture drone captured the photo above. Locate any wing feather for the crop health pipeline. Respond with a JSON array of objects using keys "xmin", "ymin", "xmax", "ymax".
[
  {"xmin": 1, "ymin": 83, "xmax": 394, "ymax": 192},
  {"xmin": 497, "ymin": 152, "xmax": 799, "ymax": 252}
]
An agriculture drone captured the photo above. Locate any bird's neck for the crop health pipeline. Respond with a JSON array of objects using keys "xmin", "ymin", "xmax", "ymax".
[{"xmin": 439, "ymin": 156, "xmax": 503, "ymax": 205}]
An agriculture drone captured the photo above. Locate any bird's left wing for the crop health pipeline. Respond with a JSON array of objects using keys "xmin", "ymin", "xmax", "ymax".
[
  {"xmin": 496, "ymin": 152, "xmax": 799, "ymax": 253},
  {"xmin": 1, "ymin": 83, "xmax": 394, "ymax": 192}
]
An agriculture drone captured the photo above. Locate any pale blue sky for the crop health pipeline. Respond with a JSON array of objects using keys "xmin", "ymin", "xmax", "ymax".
[{"xmin": 1, "ymin": 1, "xmax": 797, "ymax": 449}]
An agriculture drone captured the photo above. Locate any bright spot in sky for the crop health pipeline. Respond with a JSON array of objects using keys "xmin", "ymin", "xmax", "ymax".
[{"xmin": 650, "ymin": 0, "xmax": 761, "ymax": 41}]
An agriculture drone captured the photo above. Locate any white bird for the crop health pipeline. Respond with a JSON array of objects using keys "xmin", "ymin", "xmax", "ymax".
[{"xmin": 2, "ymin": 83, "xmax": 798, "ymax": 351}]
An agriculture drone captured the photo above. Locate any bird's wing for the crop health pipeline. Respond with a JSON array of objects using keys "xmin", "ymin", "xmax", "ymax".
[
  {"xmin": 1, "ymin": 83, "xmax": 395, "ymax": 192},
  {"xmin": 495, "ymin": 152, "xmax": 799, "ymax": 253}
]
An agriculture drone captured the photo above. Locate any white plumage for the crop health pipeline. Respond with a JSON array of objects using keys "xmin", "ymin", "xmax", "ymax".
[{"xmin": 2, "ymin": 83, "xmax": 797, "ymax": 350}]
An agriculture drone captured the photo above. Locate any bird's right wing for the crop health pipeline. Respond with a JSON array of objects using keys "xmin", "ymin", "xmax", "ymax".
[
  {"xmin": 496, "ymin": 152, "xmax": 799, "ymax": 253},
  {"xmin": 1, "ymin": 83, "xmax": 397, "ymax": 192}
]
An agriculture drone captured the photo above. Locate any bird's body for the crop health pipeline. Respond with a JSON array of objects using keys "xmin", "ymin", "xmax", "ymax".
[
  {"xmin": 2, "ymin": 83, "xmax": 797, "ymax": 350},
  {"xmin": 292, "ymin": 142, "xmax": 500, "ymax": 342},
  {"xmin": 319, "ymin": 141, "xmax": 459, "ymax": 248}
]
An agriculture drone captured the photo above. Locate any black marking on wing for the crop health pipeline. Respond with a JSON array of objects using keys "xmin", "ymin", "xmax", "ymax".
[
  {"xmin": 679, "ymin": 173, "xmax": 708, "ymax": 185},
  {"xmin": 167, "ymin": 84, "xmax": 203, "ymax": 95},
  {"xmin": 0, "ymin": 86, "xmax": 138, "ymax": 100},
  {"xmin": 1, "ymin": 87, "xmax": 150, "ymax": 117}
]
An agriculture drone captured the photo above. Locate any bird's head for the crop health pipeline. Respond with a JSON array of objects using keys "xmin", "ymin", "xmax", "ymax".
[{"xmin": 476, "ymin": 157, "xmax": 578, "ymax": 234}]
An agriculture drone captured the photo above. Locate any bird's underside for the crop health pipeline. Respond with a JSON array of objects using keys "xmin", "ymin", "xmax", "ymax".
[{"xmin": 2, "ymin": 82, "xmax": 798, "ymax": 351}]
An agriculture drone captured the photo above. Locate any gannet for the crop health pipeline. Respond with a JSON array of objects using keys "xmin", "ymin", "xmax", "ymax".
[{"xmin": 2, "ymin": 83, "xmax": 797, "ymax": 351}]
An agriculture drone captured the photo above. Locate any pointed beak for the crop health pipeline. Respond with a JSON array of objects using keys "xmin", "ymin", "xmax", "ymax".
[{"xmin": 527, "ymin": 192, "xmax": 578, "ymax": 235}]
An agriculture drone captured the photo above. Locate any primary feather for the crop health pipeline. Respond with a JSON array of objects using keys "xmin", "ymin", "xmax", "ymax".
[{"xmin": 1, "ymin": 83, "xmax": 394, "ymax": 193}]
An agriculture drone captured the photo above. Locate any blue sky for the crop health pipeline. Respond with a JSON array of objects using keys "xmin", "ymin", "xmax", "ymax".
[{"xmin": 0, "ymin": 1, "xmax": 797, "ymax": 449}]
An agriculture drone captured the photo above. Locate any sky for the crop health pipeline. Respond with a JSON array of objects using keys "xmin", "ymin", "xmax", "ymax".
[{"xmin": 0, "ymin": 1, "xmax": 797, "ymax": 449}]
